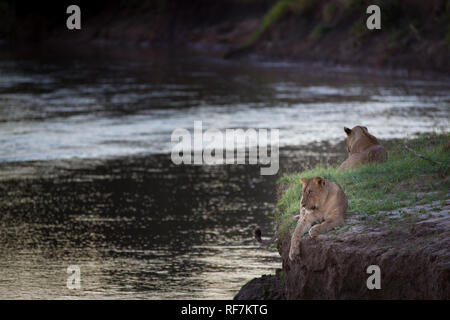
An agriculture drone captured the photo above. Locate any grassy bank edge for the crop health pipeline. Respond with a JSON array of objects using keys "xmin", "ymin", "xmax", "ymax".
[{"xmin": 274, "ymin": 132, "xmax": 450, "ymax": 239}]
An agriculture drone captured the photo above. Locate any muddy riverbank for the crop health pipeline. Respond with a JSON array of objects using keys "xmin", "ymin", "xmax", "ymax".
[
  {"xmin": 235, "ymin": 196, "xmax": 450, "ymax": 300},
  {"xmin": 235, "ymin": 133, "xmax": 450, "ymax": 300}
]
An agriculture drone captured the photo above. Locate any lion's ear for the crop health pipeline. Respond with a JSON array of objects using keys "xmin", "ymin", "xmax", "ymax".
[
  {"xmin": 313, "ymin": 176, "xmax": 325, "ymax": 187},
  {"xmin": 300, "ymin": 178, "xmax": 310, "ymax": 185},
  {"xmin": 344, "ymin": 127, "xmax": 352, "ymax": 135}
]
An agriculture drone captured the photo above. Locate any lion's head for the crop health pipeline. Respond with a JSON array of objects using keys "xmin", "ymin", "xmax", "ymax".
[
  {"xmin": 344, "ymin": 125, "xmax": 379, "ymax": 154},
  {"xmin": 299, "ymin": 176, "xmax": 329, "ymax": 214}
]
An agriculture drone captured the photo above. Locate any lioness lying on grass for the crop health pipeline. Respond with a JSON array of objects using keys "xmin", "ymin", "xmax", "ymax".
[
  {"xmin": 339, "ymin": 126, "xmax": 387, "ymax": 171},
  {"xmin": 288, "ymin": 176, "xmax": 348, "ymax": 261},
  {"xmin": 255, "ymin": 177, "xmax": 348, "ymax": 259}
]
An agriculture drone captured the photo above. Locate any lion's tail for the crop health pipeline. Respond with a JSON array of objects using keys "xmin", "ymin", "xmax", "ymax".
[{"xmin": 254, "ymin": 227, "xmax": 278, "ymax": 246}]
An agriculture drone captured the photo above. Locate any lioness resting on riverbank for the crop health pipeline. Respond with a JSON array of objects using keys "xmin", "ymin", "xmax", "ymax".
[
  {"xmin": 288, "ymin": 176, "xmax": 348, "ymax": 261},
  {"xmin": 339, "ymin": 126, "xmax": 387, "ymax": 171}
]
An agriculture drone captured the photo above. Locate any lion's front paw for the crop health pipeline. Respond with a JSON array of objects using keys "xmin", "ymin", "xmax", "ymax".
[
  {"xmin": 289, "ymin": 244, "xmax": 300, "ymax": 261},
  {"xmin": 309, "ymin": 226, "xmax": 320, "ymax": 238}
]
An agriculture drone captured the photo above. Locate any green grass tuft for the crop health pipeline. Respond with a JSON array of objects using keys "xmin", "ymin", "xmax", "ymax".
[
  {"xmin": 310, "ymin": 23, "xmax": 331, "ymax": 40},
  {"xmin": 239, "ymin": 0, "xmax": 316, "ymax": 49},
  {"xmin": 287, "ymin": 0, "xmax": 315, "ymax": 14},
  {"xmin": 239, "ymin": 0, "xmax": 290, "ymax": 49},
  {"xmin": 322, "ymin": 2, "xmax": 338, "ymax": 24},
  {"xmin": 349, "ymin": 20, "xmax": 367, "ymax": 37}
]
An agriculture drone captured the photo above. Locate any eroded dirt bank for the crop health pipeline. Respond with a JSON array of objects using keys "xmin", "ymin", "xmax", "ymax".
[{"xmin": 235, "ymin": 199, "xmax": 450, "ymax": 299}]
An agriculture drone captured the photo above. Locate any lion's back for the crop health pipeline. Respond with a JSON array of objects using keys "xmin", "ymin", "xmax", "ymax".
[{"xmin": 339, "ymin": 145, "xmax": 387, "ymax": 170}]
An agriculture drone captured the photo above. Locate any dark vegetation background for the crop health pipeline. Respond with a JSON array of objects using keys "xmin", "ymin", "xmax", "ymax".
[{"xmin": 1, "ymin": 0, "xmax": 449, "ymax": 70}]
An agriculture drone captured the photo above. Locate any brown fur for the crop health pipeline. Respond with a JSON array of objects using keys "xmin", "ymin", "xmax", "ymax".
[
  {"xmin": 338, "ymin": 126, "xmax": 387, "ymax": 171},
  {"xmin": 289, "ymin": 176, "xmax": 348, "ymax": 261}
]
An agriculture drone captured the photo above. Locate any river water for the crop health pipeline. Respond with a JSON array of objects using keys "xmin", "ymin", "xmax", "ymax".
[{"xmin": 0, "ymin": 46, "xmax": 448, "ymax": 299}]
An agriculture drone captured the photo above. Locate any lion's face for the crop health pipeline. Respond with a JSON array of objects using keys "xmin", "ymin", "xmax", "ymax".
[
  {"xmin": 299, "ymin": 177, "xmax": 327, "ymax": 214},
  {"xmin": 344, "ymin": 125, "xmax": 378, "ymax": 153}
]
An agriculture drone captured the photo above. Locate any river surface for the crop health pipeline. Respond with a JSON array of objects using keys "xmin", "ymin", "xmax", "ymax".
[{"xmin": 0, "ymin": 46, "xmax": 448, "ymax": 299}]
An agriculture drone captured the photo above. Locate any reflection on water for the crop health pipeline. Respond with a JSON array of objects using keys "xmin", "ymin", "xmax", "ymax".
[
  {"xmin": 0, "ymin": 46, "xmax": 449, "ymax": 299},
  {"xmin": 0, "ymin": 155, "xmax": 281, "ymax": 299},
  {"xmin": 0, "ymin": 48, "xmax": 448, "ymax": 161}
]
